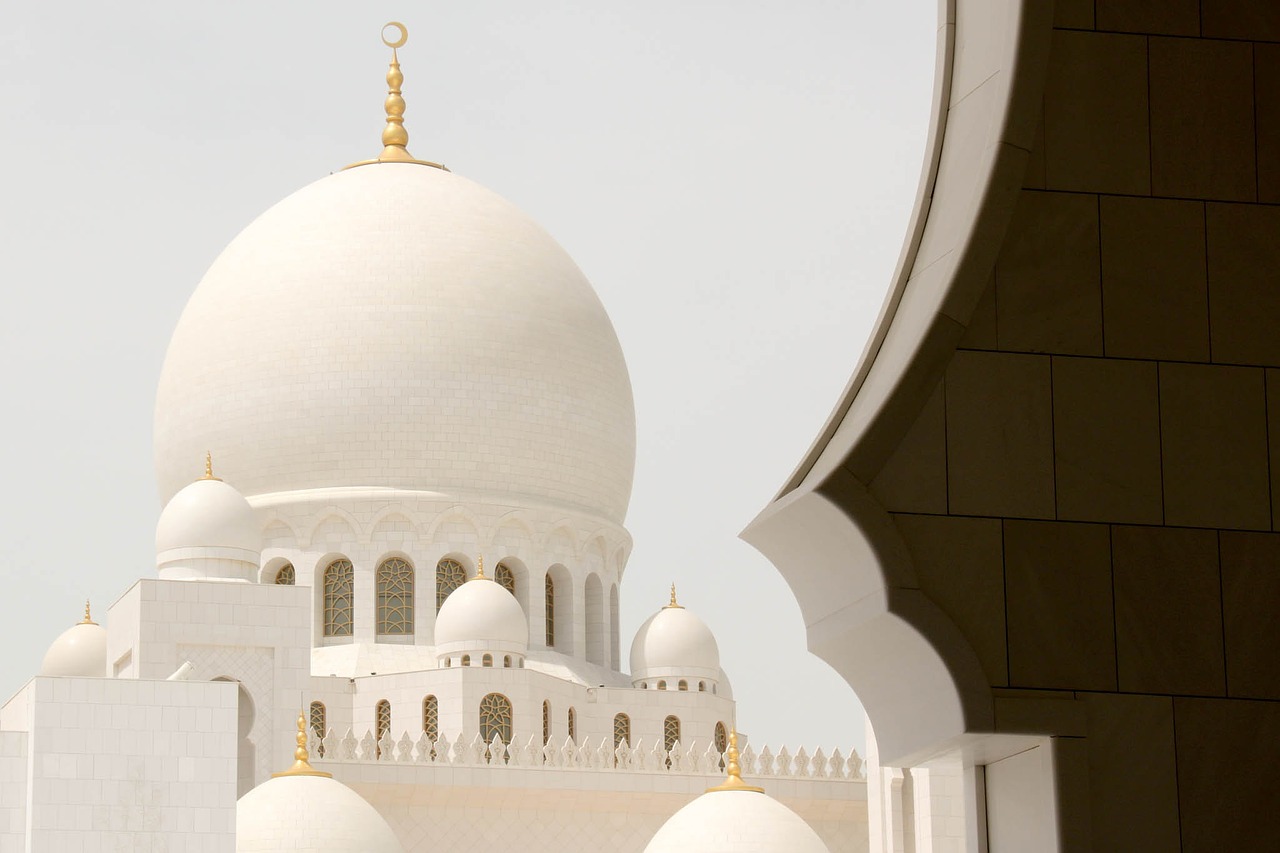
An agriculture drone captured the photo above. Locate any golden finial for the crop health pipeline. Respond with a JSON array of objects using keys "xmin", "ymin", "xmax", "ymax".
[
  {"xmin": 81, "ymin": 600, "xmax": 96, "ymax": 625},
  {"xmin": 475, "ymin": 555, "xmax": 485, "ymax": 580},
  {"xmin": 272, "ymin": 711, "xmax": 332, "ymax": 778},
  {"xmin": 344, "ymin": 22, "xmax": 447, "ymax": 171},
  {"xmin": 665, "ymin": 583, "xmax": 683, "ymax": 609},
  {"xmin": 705, "ymin": 729, "xmax": 764, "ymax": 794},
  {"xmin": 200, "ymin": 452, "xmax": 222, "ymax": 481}
]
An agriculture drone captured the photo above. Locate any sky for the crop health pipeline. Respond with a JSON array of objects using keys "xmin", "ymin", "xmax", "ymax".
[{"xmin": 0, "ymin": 2, "xmax": 935, "ymax": 753}]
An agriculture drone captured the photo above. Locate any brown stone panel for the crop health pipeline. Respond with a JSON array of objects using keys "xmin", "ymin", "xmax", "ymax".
[
  {"xmin": 1175, "ymin": 697, "xmax": 1280, "ymax": 852},
  {"xmin": 945, "ymin": 351, "xmax": 1056, "ymax": 519},
  {"xmin": 995, "ymin": 191, "xmax": 1102, "ymax": 356},
  {"xmin": 893, "ymin": 513, "xmax": 1007, "ymax": 686},
  {"xmin": 870, "ymin": 382, "xmax": 948, "ymax": 515},
  {"xmin": 1201, "ymin": 0, "xmax": 1280, "ymax": 42},
  {"xmin": 1219, "ymin": 531, "xmax": 1280, "ymax": 699},
  {"xmin": 1112, "ymin": 526, "xmax": 1225, "ymax": 696},
  {"xmin": 958, "ymin": 274, "xmax": 997, "ymax": 350},
  {"xmin": 1207, "ymin": 203, "xmax": 1280, "ymax": 366},
  {"xmin": 1053, "ymin": 0, "xmax": 1094, "ymax": 29},
  {"xmin": 1270, "ymin": 370, "xmax": 1280, "ymax": 532},
  {"xmin": 1053, "ymin": 357, "xmax": 1162, "ymax": 524},
  {"xmin": 1159, "ymin": 363, "xmax": 1271, "ymax": 531},
  {"xmin": 1150, "ymin": 37, "xmax": 1256, "ymax": 202},
  {"xmin": 1005, "ymin": 520, "xmax": 1116, "ymax": 691},
  {"xmin": 1043, "ymin": 30, "xmax": 1150, "ymax": 195},
  {"xmin": 1099, "ymin": 196, "xmax": 1209, "ymax": 362},
  {"xmin": 1258, "ymin": 44, "xmax": 1280, "ymax": 204},
  {"xmin": 1096, "ymin": 0, "xmax": 1199, "ymax": 36},
  {"xmin": 1081, "ymin": 693, "xmax": 1181, "ymax": 853}
]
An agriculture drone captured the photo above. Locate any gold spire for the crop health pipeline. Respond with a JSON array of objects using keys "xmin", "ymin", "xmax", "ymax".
[
  {"xmin": 344, "ymin": 22, "xmax": 447, "ymax": 171},
  {"xmin": 272, "ymin": 711, "xmax": 332, "ymax": 778},
  {"xmin": 200, "ymin": 452, "xmax": 222, "ymax": 482},
  {"xmin": 81, "ymin": 600, "xmax": 96, "ymax": 626},
  {"xmin": 664, "ymin": 583, "xmax": 683, "ymax": 609},
  {"xmin": 705, "ymin": 729, "xmax": 764, "ymax": 794},
  {"xmin": 474, "ymin": 555, "xmax": 486, "ymax": 580}
]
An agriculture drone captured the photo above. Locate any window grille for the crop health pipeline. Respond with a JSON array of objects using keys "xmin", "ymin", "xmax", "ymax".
[
  {"xmin": 375, "ymin": 700, "xmax": 391, "ymax": 758},
  {"xmin": 663, "ymin": 715, "xmax": 681, "ymax": 752},
  {"xmin": 436, "ymin": 558, "xmax": 466, "ymax": 611},
  {"xmin": 544, "ymin": 574, "xmax": 555, "ymax": 647},
  {"xmin": 482, "ymin": 654, "xmax": 493, "ymax": 667},
  {"xmin": 496, "ymin": 562, "xmax": 515, "ymax": 595},
  {"xmin": 376, "ymin": 557, "xmax": 414, "ymax": 636},
  {"xmin": 275, "ymin": 563, "xmax": 295, "ymax": 585},
  {"xmin": 323, "ymin": 559, "xmax": 354, "ymax": 637},
  {"xmin": 613, "ymin": 713, "xmax": 631, "ymax": 747},
  {"xmin": 480, "ymin": 693, "xmax": 514, "ymax": 749},
  {"xmin": 542, "ymin": 700, "xmax": 551, "ymax": 744},
  {"xmin": 568, "ymin": 707, "xmax": 577, "ymax": 744},
  {"xmin": 422, "ymin": 695, "xmax": 439, "ymax": 742},
  {"xmin": 309, "ymin": 701, "xmax": 326, "ymax": 757}
]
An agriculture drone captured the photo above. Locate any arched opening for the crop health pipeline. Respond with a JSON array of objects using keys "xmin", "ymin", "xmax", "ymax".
[
  {"xmin": 714, "ymin": 721, "xmax": 728, "ymax": 757},
  {"xmin": 422, "ymin": 695, "xmax": 438, "ymax": 742},
  {"xmin": 322, "ymin": 558, "xmax": 354, "ymax": 639},
  {"xmin": 678, "ymin": 679, "xmax": 688, "ymax": 691},
  {"xmin": 480, "ymin": 693, "xmax": 514, "ymax": 756},
  {"xmin": 495, "ymin": 557, "xmax": 530, "ymax": 638},
  {"xmin": 375, "ymin": 556, "xmax": 414, "ymax": 640},
  {"xmin": 435, "ymin": 557, "xmax": 466, "ymax": 611},
  {"xmin": 613, "ymin": 712, "xmax": 631, "ymax": 747},
  {"xmin": 657, "ymin": 680, "xmax": 667, "ymax": 690},
  {"xmin": 585, "ymin": 573, "xmax": 605, "ymax": 666},
  {"xmin": 274, "ymin": 562, "xmax": 296, "ymax": 585},
  {"xmin": 375, "ymin": 700, "xmax": 391, "ymax": 758},
  {"xmin": 545, "ymin": 564, "xmax": 574, "ymax": 654},
  {"xmin": 567, "ymin": 706, "xmax": 577, "ymax": 744},
  {"xmin": 542, "ymin": 700, "xmax": 551, "ymax": 744},
  {"xmin": 482, "ymin": 653, "xmax": 493, "ymax": 667},
  {"xmin": 663, "ymin": 715, "xmax": 681, "ymax": 768},
  {"xmin": 503, "ymin": 655, "xmax": 512, "ymax": 668},
  {"xmin": 544, "ymin": 572, "xmax": 556, "ymax": 647},
  {"xmin": 309, "ymin": 701, "xmax": 326, "ymax": 758},
  {"xmin": 461, "ymin": 654, "xmax": 470, "ymax": 667}
]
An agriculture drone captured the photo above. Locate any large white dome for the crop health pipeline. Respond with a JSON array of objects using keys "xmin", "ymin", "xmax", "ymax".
[
  {"xmin": 237, "ymin": 773, "xmax": 401, "ymax": 852},
  {"xmin": 155, "ymin": 162, "xmax": 635, "ymax": 522},
  {"xmin": 155, "ymin": 473, "xmax": 261, "ymax": 581},
  {"xmin": 630, "ymin": 601, "xmax": 721, "ymax": 686},
  {"xmin": 643, "ymin": 789, "xmax": 830, "ymax": 853},
  {"xmin": 40, "ymin": 611, "xmax": 107, "ymax": 678},
  {"xmin": 434, "ymin": 575, "xmax": 529, "ymax": 658}
]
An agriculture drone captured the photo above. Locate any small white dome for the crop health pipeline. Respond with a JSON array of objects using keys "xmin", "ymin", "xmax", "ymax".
[
  {"xmin": 155, "ymin": 470, "xmax": 261, "ymax": 581},
  {"xmin": 630, "ymin": 600, "xmax": 720, "ymax": 686},
  {"xmin": 434, "ymin": 575, "xmax": 529, "ymax": 658},
  {"xmin": 643, "ymin": 790, "xmax": 829, "ymax": 853},
  {"xmin": 237, "ymin": 773, "xmax": 401, "ymax": 852},
  {"xmin": 40, "ymin": 613, "xmax": 107, "ymax": 678}
]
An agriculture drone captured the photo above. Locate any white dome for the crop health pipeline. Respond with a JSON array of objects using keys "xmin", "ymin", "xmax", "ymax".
[
  {"xmin": 155, "ymin": 163, "xmax": 636, "ymax": 523},
  {"xmin": 643, "ymin": 789, "xmax": 830, "ymax": 853},
  {"xmin": 434, "ymin": 575, "xmax": 529, "ymax": 657},
  {"xmin": 630, "ymin": 602, "xmax": 721, "ymax": 686},
  {"xmin": 237, "ymin": 773, "xmax": 401, "ymax": 852},
  {"xmin": 40, "ymin": 616, "xmax": 107, "ymax": 678},
  {"xmin": 155, "ymin": 474, "xmax": 261, "ymax": 581}
]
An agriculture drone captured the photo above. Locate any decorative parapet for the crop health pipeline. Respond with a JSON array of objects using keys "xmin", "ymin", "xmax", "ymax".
[{"xmin": 310, "ymin": 728, "xmax": 865, "ymax": 781}]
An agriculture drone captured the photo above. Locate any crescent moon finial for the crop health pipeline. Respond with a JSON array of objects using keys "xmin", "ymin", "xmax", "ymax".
[{"xmin": 381, "ymin": 21, "xmax": 408, "ymax": 50}]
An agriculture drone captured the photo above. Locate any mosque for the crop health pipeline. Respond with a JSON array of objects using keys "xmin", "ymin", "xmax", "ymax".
[{"xmin": 0, "ymin": 23, "xmax": 866, "ymax": 853}]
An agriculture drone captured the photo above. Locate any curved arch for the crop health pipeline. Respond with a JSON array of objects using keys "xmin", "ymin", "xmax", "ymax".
[
  {"xmin": 663, "ymin": 715, "xmax": 681, "ymax": 752},
  {"xmin": 584, "ymin": 573, "xmax": 605, "ymax": 666},
  {"xmin": 309, "ymin": 701, "xmax": 326, "ymax": 757},
  {"xmin": 613, "ymin": 712, "xmax": 631, "ymax": 747},
  {"xmin": 375, "ymin": 555, "xmax": 414, "ymax": 638},
  {"xmin": 422, "ymin": 695, "xmax": 439, "ymax": 742},
  {"xmin": 543, "ymin": 524, "xmax": 580, "ymax": 560},
  {"xmin": 480, "ymin": 693, "xmax": 513, "ymax": 747},
  {"xmin": 375, "ymin": 699, "xmax": 391, "ymax": 758},
  {"xmin": 320, "ymin": 557, "xmax": 354, "ymax": 639},
  {"xmin": 261, "ymin": 555, "xmax": 294, "ymax": 585},
  {"xmin": 609, "ymin": 583, "xmax": 620, "ymax": 669},
  {"xmin": 542, "ymin": 700, "xmax": 551, "ymax": 744},
  {"xmin": 741, "ymin": 0, "xmax": 1054, "ymax": 766},
  {"xmin": 261, "ymin": 517, "xmax": 299, "ymax": 549},
  {"xmin": 214, "ymin": 677, "xmax": 256, "ymax": 797},
  {"xmin": 369, "ymin": 508, "xmax": 426, "ymax": 539},
  {"xmin": 545, "ymin": 564, "xmax": 575, "ymax": 653},
  {"xmin": 302, "ymin": 509, "xmax": 361, "ymax": 549},
  {"xmin": 435, "ymin": 555, "xmax": 470, "ymax": 612},
  {"xmin": 567, "ymin": 706, "xmax": 577, "ymax": 744},
  {"xmin": 424, "ymin": 507, "xmax": 483, "ymax": 545}
]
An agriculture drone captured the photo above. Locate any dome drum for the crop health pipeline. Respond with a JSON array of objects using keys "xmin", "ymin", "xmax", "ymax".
[{"xmin": 157, "ymin": 546, "xmax": 260, "ymax": 583}]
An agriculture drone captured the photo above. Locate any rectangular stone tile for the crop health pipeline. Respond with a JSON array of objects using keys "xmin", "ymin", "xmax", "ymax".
[
  {"xmin": 1043, "ymin": 31, "xmax": 1149, "ymax": 195},
  {"xmin": 1005, "ymin": 520, "xmax": 1115, "ymax": 691},
  {"xmin": 1160, "ymin": 363, "xmax": 1271, "ymax": 530},
  {"xmin": 894, "ymin": 514, "xmax": 1007, "ymax": 686},
  {"xmin": 1112, "ymin": 526, "xmax": 1225, "ymax": 695},
  {"xmin": 946, "ymin": 351, "xmax": 1056, "ymax": 519},
  {"xmin": 1271, "ymin": 370, "xmax": 1280, "ymax": 532},
  {"xmin": 1175, "ymin": 697, "xmax": 1280, "ymax": 853},
  {"xmin": 1207, "ymin": 203, "xmax": 1280, "ymax": 366},
  {"xmin": 1150, "ymin": 37, "xmax": 1256, "ymax": 202},
  {"xmin": 1100, "ymin": 196, "xmax": 1209, "ymax": 361},
  {"xmin": 995, "ymin": 191, "xmax": 1102, "ymax": 356},
  {"xmin": 1053, "ymin": 0, "xmax": 1093, "ymax": 29},
  {"xmin": 1258, "ymin": 44, "xmax": 1280, "ymax": 204},
  {"xmin": 870, "ymin": 382, "xmax": 948, "ymax": 514},
  {"xmin": 1081, "ymin": 693, "xmax": 1181, "ymax": 853},
  {"xmin": 1219, "ymin": 531, "xmax": 1280, "ymax": 699},
  {"xmin": 959, "ymin": 274, "xmax": 997, "ymax": 350},
  {"xmin": 1201, "ymin": 0, "xmax": 1280, "ymax": 42},
  {"xmin": 1053, "ymin": 357, "xmax": 1162, "ymax": 524},
  {"xmin": 1096, "ymin": 0, "xmax": 1199, "ymax": 35}
]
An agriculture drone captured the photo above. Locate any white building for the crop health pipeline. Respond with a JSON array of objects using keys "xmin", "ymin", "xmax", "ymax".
[{"xmin": 0, "ymin": 25, "xmax": 865, "ymax": 853}]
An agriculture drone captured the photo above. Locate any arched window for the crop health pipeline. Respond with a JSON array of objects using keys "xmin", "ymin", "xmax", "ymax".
[
  {"xmin": 323, "ymin": 559, "xmax": 354, "ymax": 637},
  {"xmin": 482, "ymin": 654, "xmax": 493, "ymax": 667},
  {"xmin": 678, "ymin": 680, "xmax": 688, "ymax": 691},
  {"xmin": 542, "ymin": 700, "xmax": 551, "ymax": 744},
  {"xmin": 664, "ymin": 715, "xmax": 681, "ymax": 753},
  {"xmin": 496, "ymin": 561, "xmax": 516, "ymax": 595},
  {"xmin": 715, "ymin": 721, "xmax": 728, "ymax": 754},
  {"xmin": 613, "ymin": 713, "xmax": 631, "ymax": 747},
  {"xmin": 567, "ymin": 707, "xmax": 577, "ymax": 744},
  {"xmin": 422, "ymin": 695, "xmax": 439, "ymax": 742},
  {"xmin": 375, "ymin": 700, "xmax": 391, "ymax": 758},
  {"xmin": 436, "ymin": 558, "xmax": 466, "ymax": 611},
  {"xmin": 376, "ymin": 557, "xmax": 414, "ymax": 637},
  {"xmin": 275, "ymin": 563, "xmax": 295, "ymax": 585},
  {"xmin": 461, "ymin": 654, "xmax": 470, "ymax": 667},
  {"xmin": 699, "ymin": 681, "xmax": 706, "ymax": 692},
  {"xmin": 657, "ymin": 680, "xmax": 667, "ymax": 691},
  {"xmin": 503, "ymin": 655, "xmax": 512, "ymax": 668},
  {"xmin": 544, "ymin": 573, "xmax": 556, "ymax": 647},
  {"xmin": 480, "ymin": 693, "xmax": 513, "ymax": 747},
  {"xmin": 309, "ymin": 701, "xmax": 326, "ymax": 757}
]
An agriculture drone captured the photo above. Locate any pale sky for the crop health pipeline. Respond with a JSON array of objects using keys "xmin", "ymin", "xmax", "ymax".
[{"xmin": 0, "ymin": 2, "xmax": 935, "ymax": 753}]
